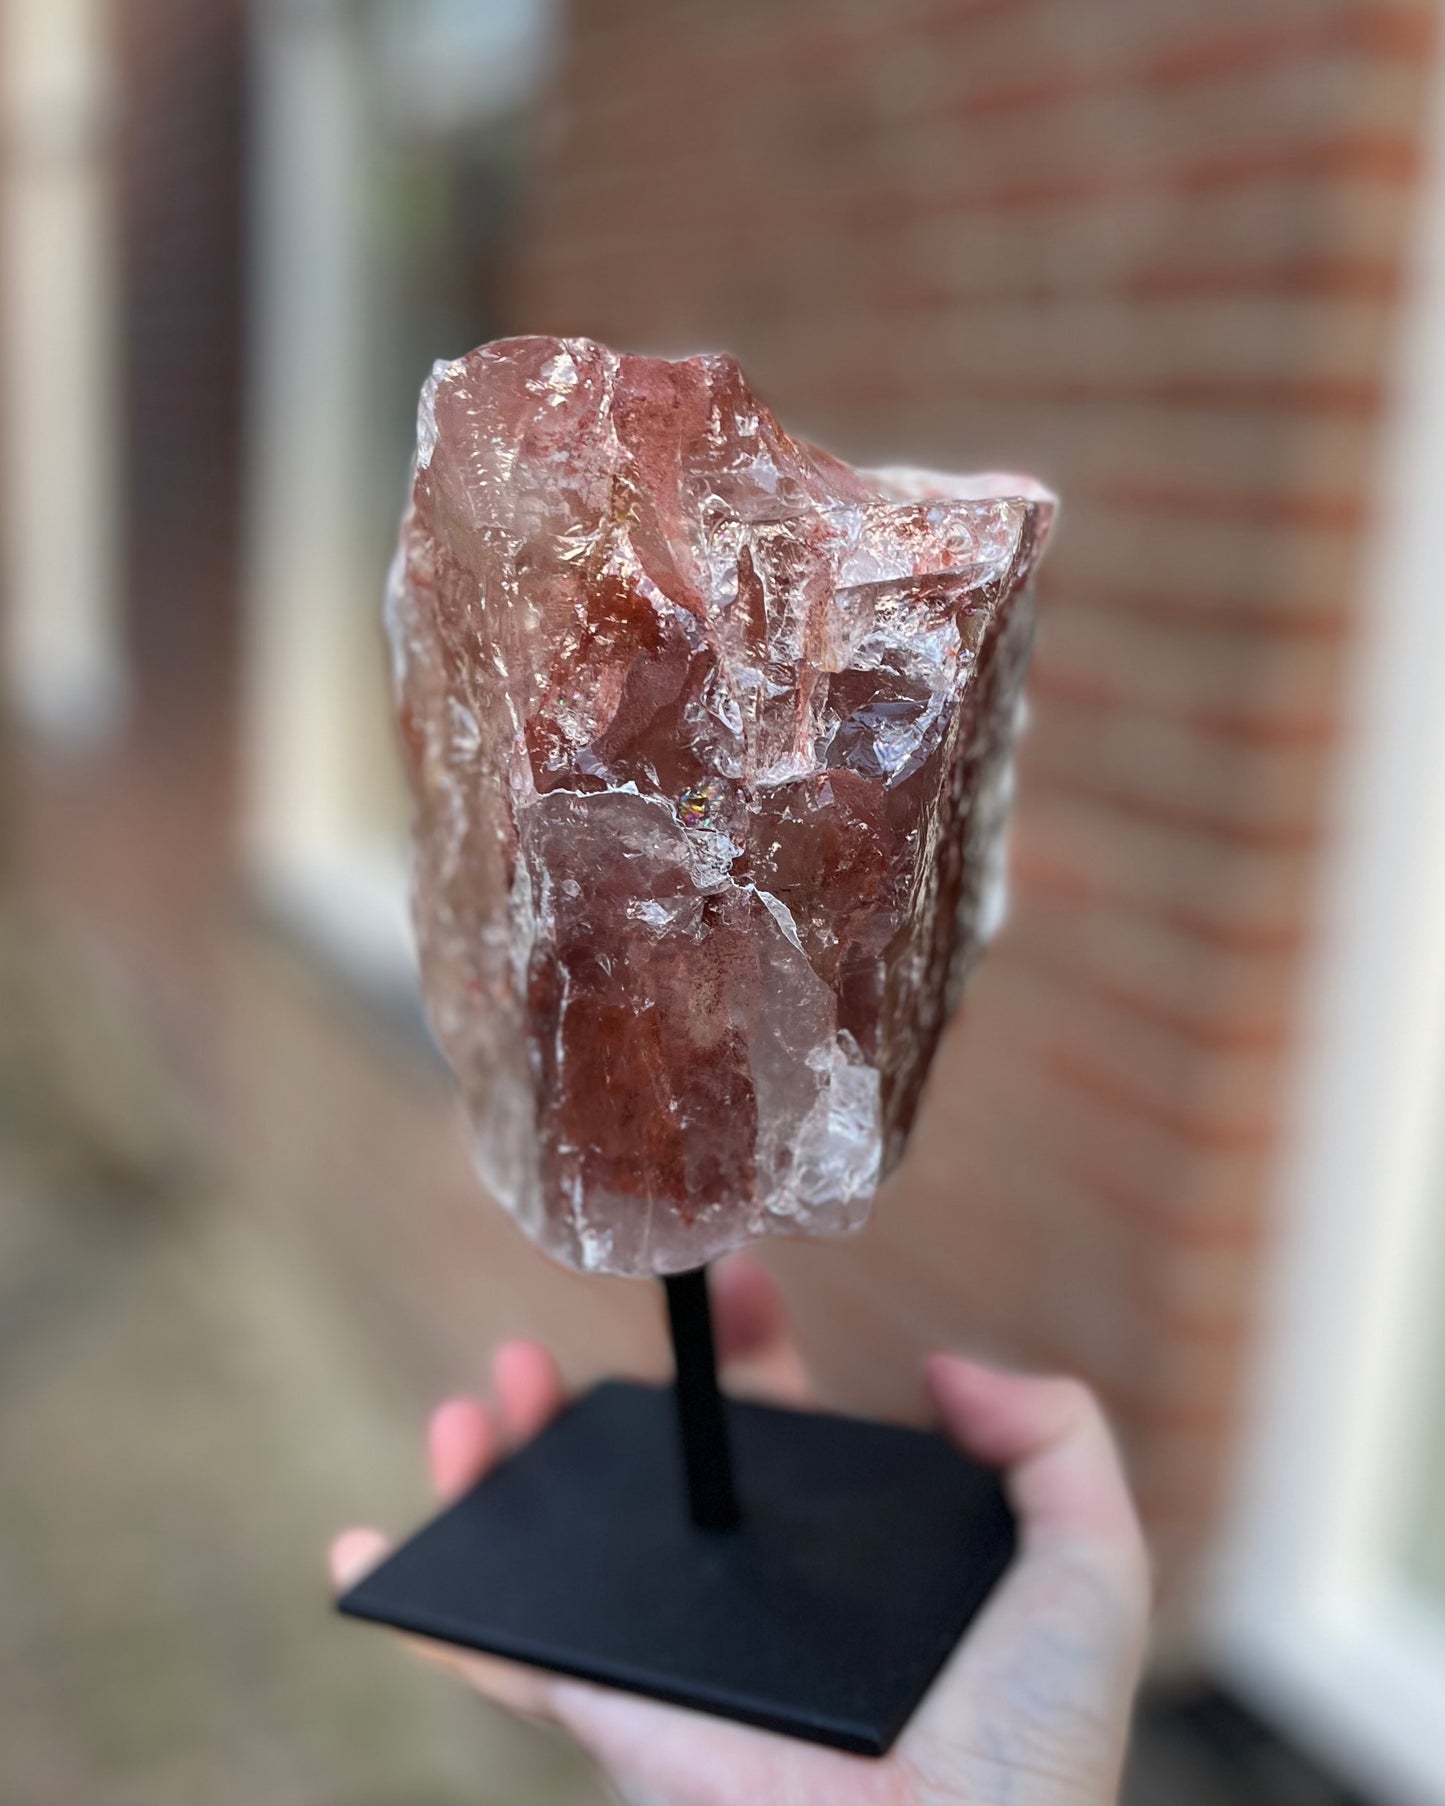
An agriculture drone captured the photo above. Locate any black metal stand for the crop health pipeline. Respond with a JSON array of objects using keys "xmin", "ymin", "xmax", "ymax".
[
  {"xmin": 337, "ymin": 1265, "xmax": 1018, "ymax": 1755},
  {"xmin": 663, "ymin": 1268, "xmax": 740, "ymax": 1530}
]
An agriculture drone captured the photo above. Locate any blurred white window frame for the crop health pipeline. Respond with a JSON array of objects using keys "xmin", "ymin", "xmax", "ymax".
[
  {"xmin": 0, "ymin": 0, "xmax": 125, "ymax": 743},
  {"xmin": 241, "ymin": 0, "xmax": 412, "ymax": 984},
  {"xmin": 1207, "ymin": 51, "xmax": 1445, "ymax": 1806},
  {"xmin": 242, "ymin": 0, "xmax": 555, "ymax": 992}
]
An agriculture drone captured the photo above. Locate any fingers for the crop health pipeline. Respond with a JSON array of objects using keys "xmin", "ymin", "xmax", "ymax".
[
  {"xmin": 428, "ymin": 1397, "xmax": 499, "ymax": 1502},
  {"xmin": 710, "ymin": 1254, "xmax": 812, "ymax": 1404},
  {"xmin": 329, "ymin": 1525, "xmax": 557, "ymax": 1719},
  {"xmin": 425, "ymin": 1343, "xmax": 564, "ymax": 1503},
  {"xmin": 436, "ymin": 1272, "xmax": 802, "ymax": 1493},
  {"xmin": 492, "ymin": 1340, "xmax": 566, "ymax": 1445},
  {"xmin": 333, "ymin": 1352, "xmax": 571, "ymax": 1729},
  {"xmin": 329, "ymin": 1526, "xmax": 390, "ymax": 1590},
  {"xmin": 927, "ymin": 1355, "xmax": 1149, "ymax": 1589},
  {"xmin": 711, "ymin": 1253, "xmax": 789, "ymax": 1362}
]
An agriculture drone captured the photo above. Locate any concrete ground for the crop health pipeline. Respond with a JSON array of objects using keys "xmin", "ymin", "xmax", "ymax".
[{"xmin": 0, "ymin": 1166, "xmax": 608, "ymax": 1806}]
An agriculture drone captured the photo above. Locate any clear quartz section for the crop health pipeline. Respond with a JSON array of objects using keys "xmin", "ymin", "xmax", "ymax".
[{"xmin": 387, "ymin": 336, "xmax": 1055, "ymax": 1275}]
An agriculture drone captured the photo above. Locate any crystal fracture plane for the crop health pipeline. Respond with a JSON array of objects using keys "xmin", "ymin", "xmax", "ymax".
[{"xmin": 387, "ymin": 337, "xmax": 1054, "ymax": 1275}]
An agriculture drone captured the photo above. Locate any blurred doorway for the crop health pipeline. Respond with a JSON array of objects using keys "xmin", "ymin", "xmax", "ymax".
[{"xmin": 242, "ymin": 0, "xmax": 554, "ymax": 985}]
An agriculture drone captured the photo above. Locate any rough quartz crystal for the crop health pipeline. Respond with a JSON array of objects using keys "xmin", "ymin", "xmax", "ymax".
[{"xmin": 387, "ymin": 336, "xmax": 1054, "ymax": 1275}]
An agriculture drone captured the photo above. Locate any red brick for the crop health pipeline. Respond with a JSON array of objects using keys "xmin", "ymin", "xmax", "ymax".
[{"xmin": 1006, "ymin": 888, "xmax": 1300, "ymax": 1045}]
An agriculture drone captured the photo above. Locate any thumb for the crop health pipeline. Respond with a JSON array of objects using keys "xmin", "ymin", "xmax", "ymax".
[{"xmin": 926, "ymin": 1355, "xmax": 1150, "ymax": 1592}]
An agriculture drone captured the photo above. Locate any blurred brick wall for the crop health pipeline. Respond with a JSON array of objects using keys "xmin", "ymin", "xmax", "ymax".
[{"xmin": 507, "ymin": 0, "xmax": 1439, "ymax": 1588}]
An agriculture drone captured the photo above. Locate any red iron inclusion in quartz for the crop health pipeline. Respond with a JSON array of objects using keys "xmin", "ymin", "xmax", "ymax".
[{"xmin": 388, "ymin": 337, "xmax": 1054, "ymax": 1275}]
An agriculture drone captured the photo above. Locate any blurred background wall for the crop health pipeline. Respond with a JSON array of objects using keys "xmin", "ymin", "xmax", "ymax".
[
  {"xmin": 507, "ymin": 0, "xmax": 1435, "ymax": 1587},
  {"xmin": 1, "ymin": 1, "xmax": 1441, "ymax": 1803}
]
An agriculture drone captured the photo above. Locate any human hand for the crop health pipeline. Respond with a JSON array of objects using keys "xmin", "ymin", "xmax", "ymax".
[{"xmin": 331, "ymin": 1259, "xmax": 1150, "ymax": 1806}]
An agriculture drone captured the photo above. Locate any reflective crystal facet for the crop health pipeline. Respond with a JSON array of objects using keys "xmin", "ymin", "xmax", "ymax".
[{"xmin": 387, "ymin": 336, "xmax": 1054, "ymax": 1275}]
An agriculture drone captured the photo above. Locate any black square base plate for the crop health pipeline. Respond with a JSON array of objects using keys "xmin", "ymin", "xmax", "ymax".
[{"xmin": 338, "ymin": 1380, "xmax": 1016, "ymax": 1756}]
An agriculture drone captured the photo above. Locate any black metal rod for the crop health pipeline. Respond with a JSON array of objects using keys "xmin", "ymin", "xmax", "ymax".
[{"xmin": 663, "ymin": 1267, "xmax": 741, "ymax": 1530}]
